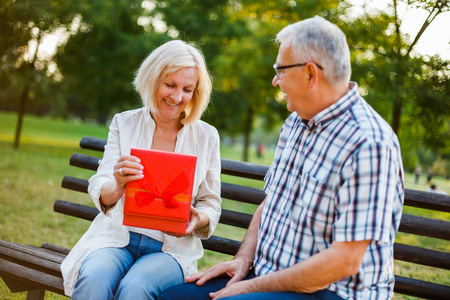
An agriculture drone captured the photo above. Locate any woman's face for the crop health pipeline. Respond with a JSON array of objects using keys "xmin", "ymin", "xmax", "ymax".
[{"xmin": 154, "ymin": 67, "xmax": 199, "ymax": 122}]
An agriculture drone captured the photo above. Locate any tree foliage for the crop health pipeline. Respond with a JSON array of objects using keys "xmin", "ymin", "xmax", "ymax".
[
  {"xmin": 153, "ymin": 0, "xmax": 346, "ymax": 160},
  {"xmin": 344, "ymin": 0, "xmax": 449, "ymax": 169},
  {"xmin": 1, "ymin": 0, "xmax": 448, "ymax": 168},
  {"xmin": 54, "ymin": 0, "xmax": 169, "ymax": 123},
  {"xmin": 0, "ymin": 0, "xmax": 75, "ymax": 148}
]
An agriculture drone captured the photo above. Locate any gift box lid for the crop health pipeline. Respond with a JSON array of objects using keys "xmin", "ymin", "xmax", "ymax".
[{"xmin": 124, "ymin": 148, "xmax": 197, "ymax": 226}]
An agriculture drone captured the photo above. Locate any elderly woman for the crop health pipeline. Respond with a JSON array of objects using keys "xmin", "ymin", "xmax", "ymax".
[{"xmin": 61, "ymin": 40, "xmax": 222, "ymax": 300}]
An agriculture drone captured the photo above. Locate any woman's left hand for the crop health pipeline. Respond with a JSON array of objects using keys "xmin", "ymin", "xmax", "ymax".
[{"xmin": 164, "ymin": 206, "xmax": 208, "ymax": 238}]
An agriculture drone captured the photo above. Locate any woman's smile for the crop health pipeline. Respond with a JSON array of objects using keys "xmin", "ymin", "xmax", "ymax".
[{"xmin": 163, "ymin": 98, "xmax": 180, "ymax": 107}]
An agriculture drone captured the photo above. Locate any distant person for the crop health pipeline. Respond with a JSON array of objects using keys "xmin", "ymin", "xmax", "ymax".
[
  {"xmin": 414, "ymin": 166, "xmax": 422, "ymax": 184},
  {"xmin": 61, "ymin": 40, "xmax": 222, "ymax": 299},
  {"xmin": 159, "ymin": 16, "xmax": 404, "ymax": 300},
  {"xmin": 427, "ymin": 184, "xmax": 447, "ymax": 195},
  {"xmin": 427, "ymin": 168, "xmax": 433, "ymax": 183},
  {"xmin": 257, "ymin": 143, "xmax": 265, "ymax": 159}
]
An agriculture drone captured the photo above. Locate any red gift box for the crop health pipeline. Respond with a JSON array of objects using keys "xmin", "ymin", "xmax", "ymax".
[{"xmin": 123, "ymin": 148, "xmax": 197, "ymax": 234}]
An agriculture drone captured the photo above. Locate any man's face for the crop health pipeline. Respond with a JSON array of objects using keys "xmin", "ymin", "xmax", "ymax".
[{"xmin": 272, "ymin": 42, "xmax": 314, "ymax": 119}]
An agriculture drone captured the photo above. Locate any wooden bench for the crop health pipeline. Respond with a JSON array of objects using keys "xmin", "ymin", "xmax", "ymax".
[{"xmin": 0, "ymin": 136, "xmax": 449, "ymax": 299}]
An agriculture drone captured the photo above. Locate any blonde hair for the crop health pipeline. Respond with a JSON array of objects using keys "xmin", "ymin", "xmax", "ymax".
[{"xmin": 133, "ymin": 40, "xmax": 212, "ymax": 124}]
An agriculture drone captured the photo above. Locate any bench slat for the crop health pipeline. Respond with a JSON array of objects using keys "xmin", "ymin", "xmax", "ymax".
[
  {"xmin": 202, "ymin": 236, "xmax": 240, "ymax": 256},
  {"xmin": 40, "ymin": 243, "xmax": 71, "ymax": 256},
  {"xmin": 70, "ymin": 153, "xmax": 100, "ymax": 171},
  {"xmin": 394, "ymin": 275, "xmax": 450, "ymax": 299},
  {"xmin": 221, "ymin": 158, "xmax": 268, "ymax": 180},
  {"xmin": 53, "ymin": 199, "xmax": 450, "ymax": 271},
  {"xmin": 69, "ymin": 149, "xmax": 450, "ymax": 212},
  {"xmin": 220, "ymin": 209, "xmax": 252, "ymax": 228},
  {"xmin": 221, "ymin": 182, "xmax": 265, "ymax": 205},
  {"xmin": 68, "ymin": 151, "xmax": 450, "ymax": 212},
  {"xmin": 0, "ymin": 241, "xmax": 63, "ymax": 264},
  {"xmin": 0, "ymin": 258, "xmax": 64, "ymax": 295},
  {"xmin": 404, "ymin": 188, "xmax": 450, "ymax": 213},
  {"xmin": 54, "ymin": 195, "xmax": 450, "ymax": 241},
  {"xmin": 399, "ymin": 214, "xmax": 450, "ymax": 240},
  {"xmin": 53, "ymin": 200, "xmax": 255, "ymax": 230},
  {"xmin": 62, "ymin": 175, "xmax": 88, "ymax": 193},
  {"xmin": 3, "ymin": 242, "xmax": 449, "ymax": 299},
  {"xmin": 80, "ymin": 136, "xmax": 106, "ymax": 151},
  {"xmin": 394, "ymin": 243, "xmax": 450, "ymax": 269},
  {"xmin": 61, "ymin": 174, "xmax": 267, "ymax": 206},
  {"xmin": 54, "ymin": 199, "xmax": 98, "ymax": 221},
  {"xmin": 79, "ymin": 137, "xmax": 268, "ymax": 180},
  {"xmin": 0, "ymin": 244, "xmax": 61, "ymax": 275}
]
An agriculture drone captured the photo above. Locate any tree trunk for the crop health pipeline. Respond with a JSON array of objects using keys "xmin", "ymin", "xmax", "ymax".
[
  {"xmin": 391, "ymin": 0, "xmax": 402, "ymax": 136},
  {"xmin": 392, "ymin": 101, "xmax": 401, "ymax": 135},
  {"xmin": 14, "ymin": 83, "xmax": 30, "ymax": 150},
  {"xmin": 242, "ymin": 105, "xmax": 253, "ymax": 162},
  {"xmin": 14, "ymin": 30, "xmax": 41, "ymax": 150}
]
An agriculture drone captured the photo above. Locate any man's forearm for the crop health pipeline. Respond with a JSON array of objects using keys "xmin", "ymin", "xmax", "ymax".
[
  {"xmin": 246, "ymin": 239, "xmax": 371, "ymax": 294},
  {"xmin": 234, "ymin": 199, "xmax": 266, "ymax": 265}
]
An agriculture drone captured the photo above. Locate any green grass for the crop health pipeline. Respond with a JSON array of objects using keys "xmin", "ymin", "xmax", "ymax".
[{"xmin": 0, "ymin": 111, "xmax": 449, "ymax": 299}]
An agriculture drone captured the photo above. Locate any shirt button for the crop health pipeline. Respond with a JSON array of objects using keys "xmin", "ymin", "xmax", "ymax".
[
  {"xmin": 261, "ymin": 259, "xmax": 267, "ymax": 264},
  {"xmin": 270, "ymin": 235, "xmax": 275, "ymax": 240},
  {"xmin": 164, "ymin": 247, "xmax": 170, "ymax": 252}
]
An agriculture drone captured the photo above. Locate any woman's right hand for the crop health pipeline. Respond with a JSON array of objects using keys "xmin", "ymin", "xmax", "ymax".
[
  {"xmin": 113, "ymin": 155, "xmax": 144, "ymax": 188},
  {"xmin": 100, "ymin": 155, "xmax": 144, "ymax": 208}
]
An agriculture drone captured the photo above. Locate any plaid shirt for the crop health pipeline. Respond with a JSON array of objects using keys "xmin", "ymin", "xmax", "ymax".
[{"xmin": 254, "ymin": 83, "xmax": 404, "ymax": 299}]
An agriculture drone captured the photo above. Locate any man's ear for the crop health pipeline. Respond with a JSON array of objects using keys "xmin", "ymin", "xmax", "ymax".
[{"xmin": 307, "ymin": 63, "xmax": 320, "ymax": 87}]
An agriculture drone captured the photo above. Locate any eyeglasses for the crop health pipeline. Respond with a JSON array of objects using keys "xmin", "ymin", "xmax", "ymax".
[{"xmin": 273, "ymin": 62, "xmax": 324, "ymax": 78}]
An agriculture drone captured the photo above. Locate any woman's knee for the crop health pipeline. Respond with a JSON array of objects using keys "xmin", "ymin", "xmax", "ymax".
[{"xmin": 73, "ymin": 247, "xmax": 132, "ymax": 299}]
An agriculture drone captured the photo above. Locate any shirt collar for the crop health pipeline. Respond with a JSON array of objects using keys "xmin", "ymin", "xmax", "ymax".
[{"xmin": 302, "ymin": 81, "xmax": 360, "ymax": 130}]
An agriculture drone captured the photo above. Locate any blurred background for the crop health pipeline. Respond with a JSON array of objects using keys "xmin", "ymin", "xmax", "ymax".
[{"xmin": 0, "ymin": 0, "xmax": 449, "ymax": 174}]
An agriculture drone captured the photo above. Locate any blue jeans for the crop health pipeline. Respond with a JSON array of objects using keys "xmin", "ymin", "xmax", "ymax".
[
  {"xmin": 158, "ymin": 270, "xmax": 344, "ymax": 300},
  {"xmin": 72, "ymin": 232, "xmax": 184, "ymax": 300}
]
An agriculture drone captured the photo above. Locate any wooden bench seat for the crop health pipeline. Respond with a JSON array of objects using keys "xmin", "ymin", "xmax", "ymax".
[{"xmin": 0, "ymin": 136, "xmax": 449, "ymax": 299}]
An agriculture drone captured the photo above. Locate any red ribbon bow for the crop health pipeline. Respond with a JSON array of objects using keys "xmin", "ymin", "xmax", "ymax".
[{"xmin": 135, "ymin": 172, "xmax": 190, "ymax": 208}]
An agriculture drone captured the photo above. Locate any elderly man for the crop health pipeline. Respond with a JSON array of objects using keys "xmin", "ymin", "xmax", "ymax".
[{"xmin": 159, "ymin": 16, "xmax": 404, "ymax": 300}]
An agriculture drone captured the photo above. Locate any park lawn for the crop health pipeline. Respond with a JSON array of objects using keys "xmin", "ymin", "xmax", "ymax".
[{"xmin": 0, "ymin": 111, "xmax": 449, "ymax": 299}]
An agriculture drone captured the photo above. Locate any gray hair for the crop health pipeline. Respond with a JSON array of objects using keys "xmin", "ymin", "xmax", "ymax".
[
  {"xmin": 276, "ymin": 16, "xmax": 351, "ymax": 86},
  {"xmin": 133, "ymin": 40, "xmax": 212, "ymax": 124}
]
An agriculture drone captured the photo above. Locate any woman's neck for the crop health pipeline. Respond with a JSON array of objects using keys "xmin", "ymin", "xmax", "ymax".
[
  {"xmin": 150, "ymin": 112, "xmax": 183, "ymax": 152},
  {"xmin": 151, "ymin": 112, "xmax": 182, "ymax": 131}
]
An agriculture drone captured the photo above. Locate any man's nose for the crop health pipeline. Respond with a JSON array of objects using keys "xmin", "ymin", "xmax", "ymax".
[{"xmin": 272, "ymin": 74, "xmax": 279, "ymax": 87}]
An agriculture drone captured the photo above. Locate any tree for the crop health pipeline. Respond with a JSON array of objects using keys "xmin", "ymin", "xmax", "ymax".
[
  {"xmin": 0, "ymin": 0, "xmax": 77, "ymax": 149},
  {"xmin": 391, "ymin": 0, "xmax": 449, "ymax": 135},
  {"xmin": 345, "ymin": 0, "xmax": 450, "ymax": 169},
  {"xmin": 54, "ymin": 0, "xmax": 168, "ymax": 123},
  {"xmin": 154, "ymin": 0, "xmax": 348, "ymax": 160},
  {"xmin": 5, "ymin": 0, "xmax": 446, "ymax": 167}
]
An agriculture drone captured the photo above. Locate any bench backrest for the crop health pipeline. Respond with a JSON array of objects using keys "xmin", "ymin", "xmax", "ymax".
[{"xmin": 55, "ymin": 136, "xmax": 450, "ymax": 299}]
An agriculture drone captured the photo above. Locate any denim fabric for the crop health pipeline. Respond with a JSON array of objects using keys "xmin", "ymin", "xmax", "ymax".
[
  {"xmin": 72, "ymin": 232, "xmax": 183, "ymax": 300},
  {"xmin": 158, "ymin": 270, "xmax": 343, "ymax": 300}
]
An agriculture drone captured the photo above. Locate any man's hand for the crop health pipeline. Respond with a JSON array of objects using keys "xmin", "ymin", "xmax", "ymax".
[
  {"xmin": 210, "ymin": 279, "xmax": 257, "ymax": 299},
  {"xmin": 186, "ymin": 257, "xmax": 252, "ymax": 287}
]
